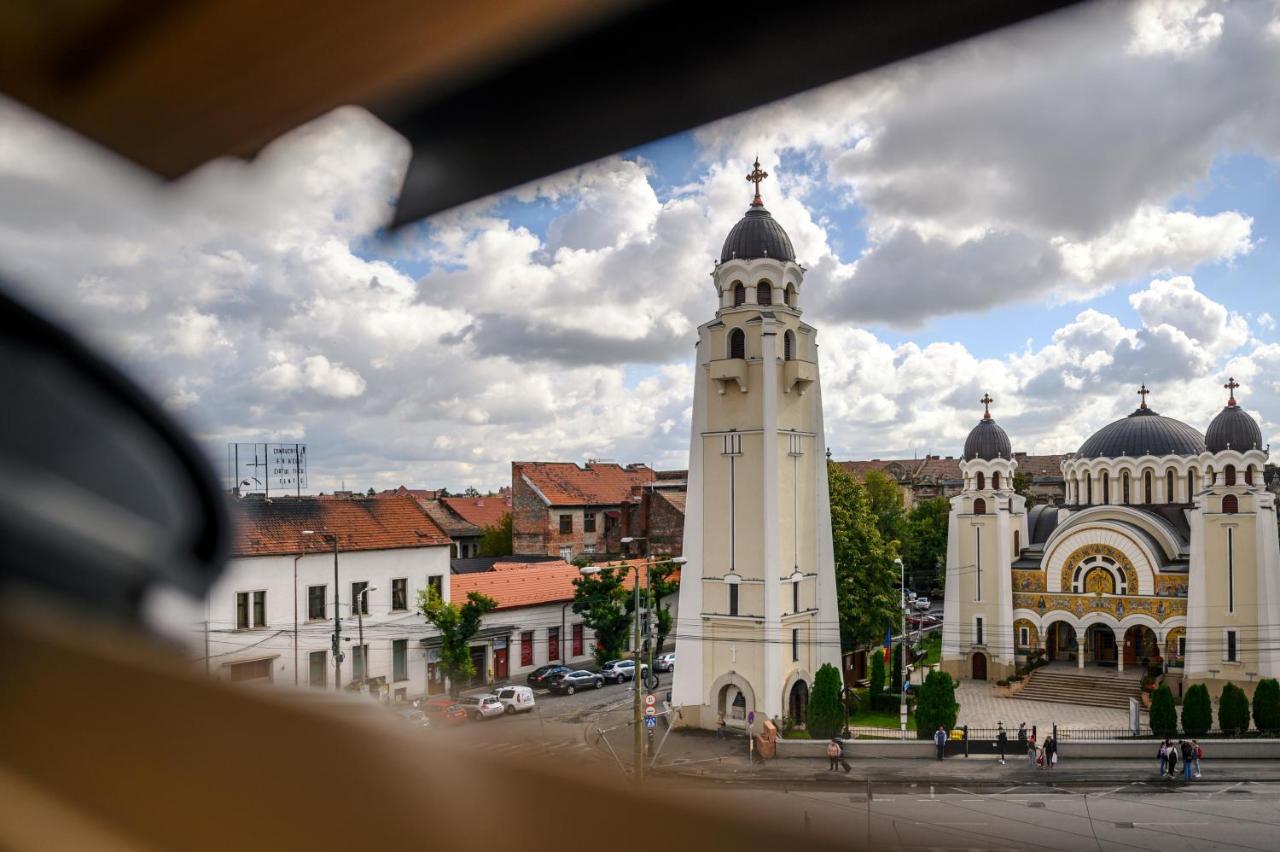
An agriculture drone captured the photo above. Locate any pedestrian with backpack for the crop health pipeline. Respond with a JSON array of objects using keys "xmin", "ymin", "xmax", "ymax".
[{"xmin": 1181, "ymin": 740, "xmax": 1195, "ymax": 782}]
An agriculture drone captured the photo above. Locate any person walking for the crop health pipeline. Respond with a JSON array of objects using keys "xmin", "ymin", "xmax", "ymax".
[
  {"xmin": 996, "ymin": 723, "xmax": 1008, "ymax": 765},
  {"xmin": 1193, "ymin": 740, "xmax": 1203, "ymax": 778},
  {"xmin": 1165, "ymin": 739, "xmax": 1178, "ymax": 778},
  {"xmin": 826, "ymin": 738, "xmax": 841, "ymax": 771},
  {"xmin": 1043, "ymin": 734, "xmax": 1057, "ymax": 769},
  {"xmin": 836, "ymin": 737, "xmax": 851, "ymax": 773},
  {"xmin": 1017, "ymin": 722, "xmax": 1027, "ymax": 756},
  {"xmin": 1181, "ymin": 740, "xmax": 1195, "ymax": 782},
  {"xmin": 934, "ymin": 726, "xmax": 947, "ymax": 761},
  {"xmin": 1027, "ymin": 731, "xmax": 1038, "ymax": 767},
  {"xmin": 716, "ymin": 713, "xmax": 726, "ymax": 740},
  {"xmin": 1157, "ymin": 740, "xmax": 1168, "ymax": 777}
]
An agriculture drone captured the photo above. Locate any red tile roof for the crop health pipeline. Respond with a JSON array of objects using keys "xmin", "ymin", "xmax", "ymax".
[
  {"xmin": 231, "ymin": 494, "xmax": 451, "ymax": 557},
  {"xmin": 441, "ymin": 495, "xmax": 511, "ymax": 530},
  {"xmin": 515, "ymin": 462, "xmax": 657, "ymax": 506},
  {"xmin": 452, "ymin": 558, "xmax": 676, "ymax": 609},
  {"xmin": 654, "ymin": 489, "xmax": 686, "ymax": 514}
]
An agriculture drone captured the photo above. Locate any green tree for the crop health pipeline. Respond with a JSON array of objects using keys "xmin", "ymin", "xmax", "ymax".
[
  {"xmin": 571, "ymin": 564, "xmax": 632, "ymax": 665},
  {"xmin": 828, "ymin": 462, "xmax": 900, "ymax": 653},
  {"xmin": 1012, "ymin": 471, "xmax": 1034, "ymax": 502},
  {"xmin": 914, "ymin": 670, "xmax": 959, "ymax": 736},
  {"xmin": 463, "ymin": 486, "xmax": 481, "ymax": 497},
  {"xmin": 1181, "ymin": 683, "xmax": 1212, "ymax": 736},
  {"xmin": 418, "ymin": 586, "xmax": 497, "ymax": 696},
  {"xmin": 1218, "ymin": 682, "xmax": 1250, "ymax": 735},
  {"xmin": 808, "ymin": 663, "xmax": 845, "ymax": 739},
  {"xmin": 647, "ymin": 558, "xmax": 681, "ymax": 654},
  {"xmin": 1149, "ymin": 685, "xmax": 1177, "ymax": 736},
  {"xmin": 478, "ymin": 512, "xmax": 513, "ymax": 556},
  {"xmin": 861, "ymin": 469, "xmax": 906, "ymax": 546},
  {"xmin": 869, "ymin": 648, "xmax": 886, "ymax": 704},
  {"xmin": 900, "ymin": 497, "xmax": 949, "ymax": 594},
  {"xmin": 1252, "ymin": 678, "xmax": 1280, "ymax": 732}
]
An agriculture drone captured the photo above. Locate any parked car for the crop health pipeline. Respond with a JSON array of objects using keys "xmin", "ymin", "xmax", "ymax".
[
  {"xmin": 526, "ymin": 664, "xmax": 572, "ymax": 689},
  {"xmin": 395, "ymin": 707, "xmax": 430, "ymax": 728},
  {"xmin": 495, "ymin": 685, "xmax": 536, "ymax": 714},
  {"xmin": 654, "ymin": 652, "xmax": 676, "ymax": 672},
  {"xmin": 600, "ymin": 659, "xmax": 650, "ymax": 683},
  {"xmin": 457, "ymin": 694, "xmax": 505, "ymax": 721},
  {"xmin": 914, "ymin": 597, "xmax": 931, "ymax": 611},
  {"xmin": 419, "ymin": 696, "xmax": 467, "ymax": 725},
  {"xmin": 906, "ymin": 590, "xmax": 918, "ymax": 603},
  {"xmin": 549, "ymin": 670, "xmax": 604, "ymax": 694}
]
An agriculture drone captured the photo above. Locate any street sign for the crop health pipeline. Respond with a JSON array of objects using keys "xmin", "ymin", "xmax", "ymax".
[
  {"xmin": 645, "ymin": 705, "xmax": 656, "ymax": 716},
  {"xmin": 645, "ymin": 716, "xmax": 657, "ymax": 729},
  {"xmin": 644, "ymin": 693, "xmax": 657, "ymax": 707}
]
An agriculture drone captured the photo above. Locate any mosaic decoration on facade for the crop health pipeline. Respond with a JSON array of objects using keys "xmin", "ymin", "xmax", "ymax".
[
  {"xmin": 1013, "ymin": 618, "xmax": 1040, "ymax": 649},
  {"xmin": 1013, "ymin": 591, "xmax": 1186, "ymax": 621},
  {"xmin": 1013, "ymin": 569, "xmax": 1046, "ymax": 592},
  {"xmin": 1083, "ymin": 567, "xmax": 1116, "ymax": 595},
  {"xmin": 1059, "ymin": 543, "xmax": 1140, "ymax": 594},
  {"xmin": 1164, "ymin": 625, "xmax": 1186, "ymax": 658},
  {"xmin": 1155, "ymin": 575, "xmax": 1188, "ymax": 597}
]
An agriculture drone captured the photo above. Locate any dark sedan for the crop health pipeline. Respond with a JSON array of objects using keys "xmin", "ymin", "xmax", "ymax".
[
  {"xmin": 526, "ymin": 664, "xmax": 572, "ymax": 688},
  {"xmin": 548, "ymin": 670, "xmax": 604, "ymax": 694}
]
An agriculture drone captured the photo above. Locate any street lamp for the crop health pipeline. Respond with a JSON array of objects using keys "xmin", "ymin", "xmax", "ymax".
[
  {"xmin": 302, "ymin": 529, "xmax": 341, "ymax": 691},
  {"xmin": 355, "ymin": 586, "xmax": 377, "ymax": 686},
  {"xmin": 580, "ymin": 551, "xmax": 686, "ymax": 786},
  {"xmin": 895, "ymin": 557, "xmax": 907, "ymax": 737}
]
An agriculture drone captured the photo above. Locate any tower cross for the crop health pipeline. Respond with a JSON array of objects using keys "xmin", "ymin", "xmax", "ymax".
[
  {"xmin": 1225, "ymin": 376, "xmax": 1239, "ymax": 406},
  {"xmin": 980, "ymin": 393, "xmax": 993, "ymax": 420},
  {"xmin": 746, "ymin": 156, "xmax": 768, "ymax": 207},
  {"xmin": 1137, "ymin": 383, "xmax": 1150, "ymax": 409}
]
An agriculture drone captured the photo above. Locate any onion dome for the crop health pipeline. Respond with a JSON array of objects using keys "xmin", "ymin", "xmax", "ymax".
[
  {"xmin": 964, "ymin": 393, "xmax": 1013, "ymax": 461},
  {"xmin": 719, "ymin": 157, "xmax": 796, "ymax": 263},
  {"xmin": 1206, "ymin": 377, "xmax": 1263, "ymax": 453},
  {"xmin": 1076, "ymin": 385, "xmax": 1205, "ymax": 458}
]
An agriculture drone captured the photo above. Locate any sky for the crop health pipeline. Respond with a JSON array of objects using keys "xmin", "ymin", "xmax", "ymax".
[{"xmin": 1, "ymin": 0, "xmax": 1278, "ymax": 494}]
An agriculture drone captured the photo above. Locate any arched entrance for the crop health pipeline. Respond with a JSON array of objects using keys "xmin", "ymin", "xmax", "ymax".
[
  {"xmin": 1124, "ymin": 625, "xmax": 1161, "ymax": 668},
  {"xmin": 788, "ymin": 679, "xmax": 809, "ymax": 725},
  {"xmin": 710, "ymin": 673, "xmax": 756, "ymax": 728},
  {"xmin": 1045, "ymin": 621, "xmax": 1077, "ymax": 662},
  {"xmin": 972, "ymin": 652, "xmax": 988, "ymax": 681},
  {"xmin": 1084, "ymin": 624, "xmax": 1116, "ymax": 667}
]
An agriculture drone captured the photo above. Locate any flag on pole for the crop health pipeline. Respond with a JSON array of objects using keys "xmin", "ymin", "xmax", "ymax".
[{"xmin": 883, "ymin": 626, "xmax": 892, "ymax": 662}]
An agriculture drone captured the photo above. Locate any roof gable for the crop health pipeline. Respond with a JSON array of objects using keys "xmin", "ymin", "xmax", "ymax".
[
  {"xmin": 232, "ymin": 494, "xmax": 451, "ymax": 557},
  {"xmin": 515, "ymin": 462, "xmax": 657, "ymax": 506}
]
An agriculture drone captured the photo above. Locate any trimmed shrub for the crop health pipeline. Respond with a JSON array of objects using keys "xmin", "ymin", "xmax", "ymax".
[
  {"xmin": 914, "ymin": 670, "xmax": 959, "ymax": 737},
  {"xmin": 808, "ymin": 663, "xmax": 845, "ymax": 739},
  {"xmin": 1150, "ymin": 685, "xmax": 1177, "ymax": 737},
  {"xmin": 1218, "ymin": 682, "xmax": 1250, "ymax": 735},
  {"xmin": 870, "ymin": 649, "xmax": 886, "ymax": 704},
  {"xmin": 1181, "ymin": 683, "xmax": 1212, "ymax": 737},
  {"xmin": 1252, "ymin": 678, "xmax": 1280, "ymax": 733}
]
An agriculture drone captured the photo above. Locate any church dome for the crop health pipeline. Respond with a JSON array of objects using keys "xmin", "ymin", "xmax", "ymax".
[
  {"xmin": 964, "ymin": 394, "xmax": 1012, "ymax": 460},
  {"xmin": 1206, "ymin": 378, "xmax": 1263, "ymax": 453},
  {"xmin": 720, "ymin": 206, "xmax": 796, "ymax": 263},
  {"xmin": 1076, "ymin": 393, "xmax": 1205, "ymax": 459}
]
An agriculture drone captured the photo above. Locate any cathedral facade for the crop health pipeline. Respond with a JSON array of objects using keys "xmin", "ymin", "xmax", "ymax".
[
  {"xmin": 942, "ymin": 383, "xmax": 1279, "ymax": 698},
  {"xmin": 671, "ymin": 163, "xmax": 841, "ymax": 729}
]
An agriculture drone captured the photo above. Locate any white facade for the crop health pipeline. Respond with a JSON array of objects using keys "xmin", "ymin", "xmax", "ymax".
[{"xmin": 199, "ymin": 544, "xmax": 450, "ymax": 701}]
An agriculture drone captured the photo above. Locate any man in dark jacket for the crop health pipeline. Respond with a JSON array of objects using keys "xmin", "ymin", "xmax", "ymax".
[{"xmin": 996, "ymin": 723, "xmax": 1008, "ymax": 765}]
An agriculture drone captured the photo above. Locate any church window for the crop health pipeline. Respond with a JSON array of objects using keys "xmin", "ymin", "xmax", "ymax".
[
  {"xmin": 1166, "ymin": 470, "xmax": 1175, "ymax": 503},
  {"xmin": 1225, "ymin": 629, "xmax": 1237, "ymax": 662},
  {"xmin": 732, "ymin": 282, "xmax": 745, "ymax": 306},
  {"xmin": 1227, "ymin": 527, "xmax": 1235, "ymax": 615},
  {"xmin": 792, "ymin": 628, "xmax": 800, "ymax": 661},
  {"xmin": 756, "ymin": 281, "xmax": 772, "ymax": 305},
  {"xmin": 992, "ymin": 472, "xmax": 1001, "ymax": 489},
  {"xmin": 1102, "ymin": 472, "xmax": 1110, "ymax": 503},
  {"xmin": 1121, "ymin": 471, "xmax": 1130, "ymax": 504},
  {"xmin": 728, "ymin": 328, "xmax": 745, "ymax": 360},
  {"xmin": 1188, "ymin": 469, "xmax": 1196, "ymax": 497},
  {"xmin": 1224, "ymin": 465, "xmax": 1236, "ymax": 486},
  {"xmin": 1245, "ymin": 466, "xmax": 1254, "ymax": 485},
  {"xmin": 793, "ymin": 578, "xmax": 800, "ymax": 613},
  {"xmin": 1208, "ymin": 466, "xmax": 1215, "ymax": 485},
  {"xmin": 975, "ymin": 617, "xmax": 984, "ymax": 646},
  {"xmin": 1144, "ymin": 471, "xmax": 1153, "ymax": 504},
  {"xmin": 973, "ymin": 498, "xmax": 986, "ymax": 515},
  {"xmin": 1019, "ymin": 626, "xmax": 1029, "ymax": 647},
  {"xmin": 1085, "ymin": 473, "xmax": 1093, "ymax": 504},
  {"xmin": 728, "ymin": 583, "xmax": 739, "ymax": 616},
  {"xmin": 976, "ymin": 472, "xmax": 985, "ymax": 491},
  {"xmin": 1223, "ymin": 494, "xmax": 1238, "ymax": 514},
  {"xmin": 783, "ymin": 330, "xmax": 795, "ymax": 361},
  {"xmin": 784, "ymin": 283, "xmax": 796, "ymax": 307}
]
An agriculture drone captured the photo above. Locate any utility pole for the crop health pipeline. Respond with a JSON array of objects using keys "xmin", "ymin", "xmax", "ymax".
[
  {"xmin": 633, "ymin": 557, "xmax": 644, "ymax": 787},
  {"xmin": 897, "ymin": 557, "xmax": 907, "ymax": 738},
  {"xmin": 356, "ymin": 585, "xmax": 376, "ymax": 687},
  {"xmin": 304, "ymin": 530, "xmax": 341, "ymax": 690}
]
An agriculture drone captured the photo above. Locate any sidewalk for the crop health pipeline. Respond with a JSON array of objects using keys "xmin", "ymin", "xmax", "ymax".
[{"xmin": 651, "ymin": 731, "xmax": 1280, "ymax": 787}]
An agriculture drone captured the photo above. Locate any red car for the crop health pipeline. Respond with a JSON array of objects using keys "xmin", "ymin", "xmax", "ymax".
[{"xmin": 419, "ymin": 696, "xmax": 467, "ymax": 725}]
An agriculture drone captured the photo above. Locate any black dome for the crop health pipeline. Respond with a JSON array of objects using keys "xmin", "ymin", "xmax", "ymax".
[
  {"xmin": 720, "ymin": 206, "xmax": 796, "ymax": 263},
  {"xmin": 964, "ymin": 418, "xmax": 1012, "ymax": 461},
  {"xmin": 1206, "ymin": 404, "xmax": 1263, "ymax": 453},
  {"xmin": 1076, "ymin": 407, "xmax": 1205, "ymax": 458}
]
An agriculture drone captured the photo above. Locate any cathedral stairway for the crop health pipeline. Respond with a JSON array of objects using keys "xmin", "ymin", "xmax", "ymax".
[{"xmin": 1014, "ymin": 668, "xmax": 1144, "ymax": 710}]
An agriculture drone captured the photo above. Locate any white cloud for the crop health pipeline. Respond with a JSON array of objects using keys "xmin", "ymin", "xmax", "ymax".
[
  {"xmin": 1257, "ymin": 311, "xmax": 1275, "ymax": 331},
  {"xmin": 1128, "ymin": 0, "xmax": 1224, "ymax": 57},
  {"xmin": 1129, "ymin": 275, "xmax": 1249, "ymax": 356}
]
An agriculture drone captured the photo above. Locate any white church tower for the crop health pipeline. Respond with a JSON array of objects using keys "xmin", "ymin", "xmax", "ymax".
[{"xmin": 672, "ymin": 161, "xmax": 841, "ymax": 730}]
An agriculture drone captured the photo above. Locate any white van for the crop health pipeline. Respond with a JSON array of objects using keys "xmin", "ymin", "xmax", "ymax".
[{"xmin": 495, "ymin": 685, "xmax": 536, "ymax": 714}]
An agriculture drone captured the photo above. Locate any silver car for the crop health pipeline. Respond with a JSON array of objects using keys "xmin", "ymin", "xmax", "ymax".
[
  {"xmin": 457, "ymin": 694, "xmax": 505, "ymax": 720},
  {"xmin": 654, "ymin": 652, "xmax": 676, "ymax": 672}
]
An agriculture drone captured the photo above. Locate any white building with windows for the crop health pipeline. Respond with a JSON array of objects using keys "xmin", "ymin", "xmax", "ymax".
[{"xmin": 200, "ymin": 493, "xmax": 452, "ymax": 701}]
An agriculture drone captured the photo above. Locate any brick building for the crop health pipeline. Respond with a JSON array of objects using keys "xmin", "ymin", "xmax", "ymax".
[
  {"xmin": 838, "ymin": 451, "xmax": 1069, "ymax": 509},
  {"xmin": 511, "ymin": 462, "xmax": 685, "ymax": 559}
]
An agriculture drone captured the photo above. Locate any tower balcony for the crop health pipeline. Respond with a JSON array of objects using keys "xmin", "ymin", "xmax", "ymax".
[
  {"xmin": 710, "ymin": 358, "xmax": 748, "ymax": 394},
  {"xmin": 783, "ymin": 359, "xmax": 816, "ymax": 395}
]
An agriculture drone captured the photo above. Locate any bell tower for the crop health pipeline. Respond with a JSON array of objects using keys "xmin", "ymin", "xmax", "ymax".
[{"xmin": 672, "ymin": 161, "xmax": 841, "ymax": 729}]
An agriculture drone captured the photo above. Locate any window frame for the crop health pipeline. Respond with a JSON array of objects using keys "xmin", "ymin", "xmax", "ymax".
[
  {"xmin": 236, "ymin": 590, "xmax": 268, "ymax": 629},
  {"xmin": 521, "ymin": 630, "xmax": 535, "ymax": 667},
  {"xmin": 391, "ymin": 577, "xmax": 408, "ymax": 612},
  {"xmin": 548, "ymin": 626, "xmax": 561, "ymax": 661},
  {"xmin": 309, "ymin": 650, "xmax": 327, "ymax": 688},
  {"xmin": 558, "ymin": 514, "xmax": 573, "ymax": 534},
  {"xmin": 392, "ymin": 639, "xmax": 408, "ymax": 682},
  {"xmin": 728, "ymin": 583, "xmax": 739, "ymax": 616},
  {"xmin": 1225, "ymin": 629, "xmax": 1238, "ymax": 663},
  {"xmin": 583, "ymin": 511, "xmax": 596, "ymax": 533},
  {"xmin": 307, "ymin": 584, "xmax": 327, "ymax": 621},
  {"xmin": 791, "ymin": 627, "xmax": 799, "ymax": 662},
  {"xmin": 351, "ymin": 580, "xmax": 370, "ymax": 616},
  {"xmin": 572, "ymin": 623, "xmax": 584, "ymax": 657}
]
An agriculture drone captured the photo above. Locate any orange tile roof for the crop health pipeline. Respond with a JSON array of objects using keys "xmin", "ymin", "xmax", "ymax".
[
  {"xmin": 452, "ymin": 558, "xmax": 677, "ymax": 609},
  {"xmin": 441, "ymin": 495, "xmax": 511, "ymax": 529},
  {"xmin": 515, "ymin": 462, "xmax": 657, "ymax": 506},
  {"xmin": 231, "ymin": 494, "xmax": 452, "ymax": 557}
]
